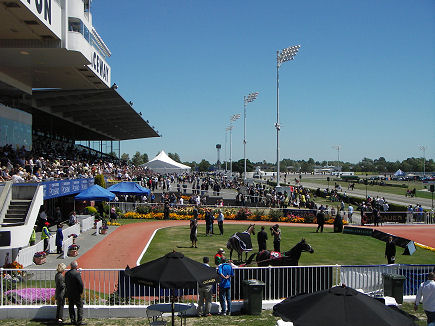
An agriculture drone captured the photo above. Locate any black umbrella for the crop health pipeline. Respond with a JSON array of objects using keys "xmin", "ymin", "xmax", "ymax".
[
  {"xmin": 273, "ymin": 285, "xmax": 416, "ymax": 326},
  {"xmin": 125, "ymin": 251, "xmax": 218, "ymax": 326}
]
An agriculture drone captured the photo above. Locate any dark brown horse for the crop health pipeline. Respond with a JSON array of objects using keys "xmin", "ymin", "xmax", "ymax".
[
  {"xmin": 226, "ymin": 224, "xmax": 255, "ymax": 263},
  {"xmin": 247, "ymin": 238, "xmax": 314, "ymax": 266}
]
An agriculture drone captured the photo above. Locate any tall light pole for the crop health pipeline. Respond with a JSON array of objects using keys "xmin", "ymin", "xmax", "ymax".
[
  {"xmin": 243, "ymin": 91, "xmax": 259, "ymax": 184},
  {"xmin": 276, "ymin": 44, "xmax": 301, "ymax": 186},
  {"xmin": 225, "ymin": 127, "xmax": 229, "ymax": 172},
  {"xmin": 229, "ymin": 114, "xmax": 240, "ymax": 175},
  {"xmin": 332, "ymin": 145, "xmax": 341, "ymax": 174},
  {"xmin": 419, "ymin": 145, "xmax": 426, "ymax": 178}
]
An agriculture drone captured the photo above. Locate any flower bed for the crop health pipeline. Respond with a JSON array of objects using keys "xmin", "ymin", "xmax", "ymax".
[
  {"xmin": 122, "ymin": 207, "xmax": 348, "ymax": 225},
  {"xmin": 4, "ymin": 288, "xmax": 55, "ymax": 304}
]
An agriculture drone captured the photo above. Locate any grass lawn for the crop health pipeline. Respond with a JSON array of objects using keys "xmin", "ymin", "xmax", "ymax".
[
  {"xmin": 304, "ymin": 178, "xmax": 433, "ymax": 200},
  {"xmin": 141, "ymin": 224, "xmax": 435, "ymax": 266},
  {"xmin": 0, "ymin": 303, "xmax": 426, "ymax": 325}
]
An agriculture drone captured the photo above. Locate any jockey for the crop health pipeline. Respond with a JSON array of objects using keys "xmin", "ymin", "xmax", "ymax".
[{"xmin": 214, "ymin": 248, "xmax": 225, "ymax": 265}]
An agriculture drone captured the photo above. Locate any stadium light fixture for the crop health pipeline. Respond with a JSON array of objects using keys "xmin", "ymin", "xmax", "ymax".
[
  {"xmin": 229, "ymin": 114, "xmax": 240, "ymax": 175},
  {"xmin": 419, "ymin": 145, "xmax": 427, "ymax": 178},
  {"xmin": 276, "ymin": 44, "xmax": 300, "ymax": 186},
  {"xmin": 243, "ymin": 92, "xmax": 259, "ymax": 183}
]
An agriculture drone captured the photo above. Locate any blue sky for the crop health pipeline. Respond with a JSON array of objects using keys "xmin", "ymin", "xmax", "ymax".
[{"xmin": 91, "ymin": 0, "xmax": 434, "ymax": 164}]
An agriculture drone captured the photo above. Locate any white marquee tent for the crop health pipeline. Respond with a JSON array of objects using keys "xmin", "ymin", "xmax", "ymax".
[{"xmin": 141, "ymin": 150, "xmax": 191, "ymax": 173}]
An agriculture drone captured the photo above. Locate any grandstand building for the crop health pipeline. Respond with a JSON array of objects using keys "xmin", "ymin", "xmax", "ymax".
[
  {"xmin": 0, "ymin": 0, "xmax": 158, "ymax": 256},
  {"xmin": 0, "ymin": 0, "xmax": 158, "ymax": 152}
]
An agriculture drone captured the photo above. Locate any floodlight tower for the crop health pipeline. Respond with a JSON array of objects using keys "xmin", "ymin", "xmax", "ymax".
[
  {"xmin": 419, "ymin": 145, "xmax": 427, "ymax": 178},
  {"xmin": 216, "ymin": 144, "xmax": 221, "ymax": 170},
  {"xmin": 332, "ymin": 145, "xmax": 341, "ymax": 174},
  {"xmin": 243, "ymin": 91, "xmax": 259, "ymax": 183},
  {"xmin": 276, "ymin": 44, "xmax": 301, "ymax": 186},
  {"xmin": 229, "ymin": 113, "xmax": 240, "ymax": 175}
]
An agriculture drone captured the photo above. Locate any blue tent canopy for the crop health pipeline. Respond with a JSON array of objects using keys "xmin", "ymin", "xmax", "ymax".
[
  {"xmin": 107, "ymin": 182, "xmax": 151, "ymax": 195},
  {"xmin": 75, "ymin": 184, "xmax": 115, "ymax": 201}
]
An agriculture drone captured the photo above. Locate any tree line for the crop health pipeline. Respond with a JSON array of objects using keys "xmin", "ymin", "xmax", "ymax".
[{"xmin": 119, "ymin": 152, "xmax": 434, "ymax": 174}]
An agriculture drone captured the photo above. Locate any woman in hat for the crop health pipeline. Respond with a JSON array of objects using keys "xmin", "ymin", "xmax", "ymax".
[{"xmin": 55, "ymin": 263, "xmax": 66, "ymax": 323}]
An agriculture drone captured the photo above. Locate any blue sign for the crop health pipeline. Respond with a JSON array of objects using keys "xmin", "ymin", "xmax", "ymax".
[{"xmin": 41, "ymin": 178, "xmax": 94, "ymax": 199}]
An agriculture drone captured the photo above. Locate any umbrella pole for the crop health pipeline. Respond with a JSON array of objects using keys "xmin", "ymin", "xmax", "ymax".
[{"xmin": 171, "ymin": 289, "xmax": 175, "ymax": 326}]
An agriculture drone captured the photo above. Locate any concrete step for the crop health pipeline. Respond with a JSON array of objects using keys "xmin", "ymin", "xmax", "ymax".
[{"xmin": 4, "ymin": 216, "xmax": 26, "ymax": 223}]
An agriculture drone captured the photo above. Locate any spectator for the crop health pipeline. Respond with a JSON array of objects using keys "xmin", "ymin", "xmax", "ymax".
[
  {"xmin": 348, "ymin": 204, "xmax": 354, "ymax": 223},
  {"xmin": 218, "ymin": 261, "xmax": 234, "ymax": 316},
  {"xmin": 55, "ymin": 263, "xmax": 66, "ymax": 323},
  {"xmin": 257, "ymin": 226, "xmax": 268, "ymax": 252},
  {"xmin": 414, "ymin": 272, "xmax": 435, "ymax": 326},
  {"xmin": 41, "ymin": 222, "xmax": 51, "ymax": 251},
  {"xmin": 385, "ymin": 236, "xmax": 396, "ymax": 264},
  {"xmin": 216, "ymin": 209, "xmax": 224, "ymax": 235},
  {"xmin": 55, "ymin": 224, "xmax": 64, "ymax": 254},
  {"xmin": 65, "ymin": 261, "xmax": 85, "ymax": 326},
  {"xmin": 316, "ymin": 209, "xmax": 325, "ymax": 233},
  {"xmin": 68, "ymin": 211, "xmax": 77, "ymax": 226},
  {"xmin": 197, "ymin": 257, "xmax": 213, "ymax": 317},
  {"xmin": 271, "ymin": 224, "xmax": 281, "ymax": 251}
]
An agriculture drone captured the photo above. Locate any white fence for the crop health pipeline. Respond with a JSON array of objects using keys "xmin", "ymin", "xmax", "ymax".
[
  {"xmin": 16, "ymin": 223, "xmax": 82, "ymax": 267},
  {"xmin": 15, "ymin": 240, "xmax": 44, "ymax": 267},
  {"xmin": 79, "ymin": 215, "xmax": 94, "ymax": 232},
  {"xmin": 1, "ymin": 264, "xmax": 433, "ymax": 307}
]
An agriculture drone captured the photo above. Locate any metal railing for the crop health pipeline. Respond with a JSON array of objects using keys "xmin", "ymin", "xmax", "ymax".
[{"xmin": 1, "ymin": 264, "xmax": 433, "ymax": 307}]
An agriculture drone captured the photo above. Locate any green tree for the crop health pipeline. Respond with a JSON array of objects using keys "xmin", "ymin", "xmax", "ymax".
[
  {"xmin": 94, "ymin": 174, "xmax": 106, "ymax": 188},
  {"xmin": 121, "ymin": 153, "xmax": 130, "ymax": 162},
  {"xmin": 198, "ymin": 159, "xmax": 211, "ymax": 172},
  {"xmin": 141, "ymin": 153, "xmax": 149, "ymax": 163},
  {"xmin": 131, "ymin": 151, "xmax": 143, "ymax": 166},
  {"xmin": 232, "ymin": 159, "xmax": 254, "ymax": 174},
  {"xmin": 168, "ymin": 153, "xmax": 181, "ymax": 163}
]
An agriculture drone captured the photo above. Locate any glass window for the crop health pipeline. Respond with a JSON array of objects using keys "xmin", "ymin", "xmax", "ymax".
[{"xmin": 68, "ymin": 18, "xmax": 81, "ymax": 33}]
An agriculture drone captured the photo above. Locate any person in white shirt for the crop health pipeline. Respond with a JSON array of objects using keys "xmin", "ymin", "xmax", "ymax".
[
  {"xmin": 11, "ymin": 169, "xmax": 25, "ymax": 183},
  {"xmin": 415, "ymin": 272, "xmax": 435, "ymax": 326}
]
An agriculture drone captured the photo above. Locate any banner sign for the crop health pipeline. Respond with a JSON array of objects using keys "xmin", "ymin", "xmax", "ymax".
[
  {"xmin": 19, "ymin": 0, "xmax": 62, "ymax": 38},
  {"xmin": 343, "ymin": 226, "xmax": 373, "ymax": 236},
  {"xmin": 380, "ymin": 212, "xmax": 407, "ymax": 223},
  {"xmin": 42, "ymin": 178, "xmax": 94, "ymax": 200}
]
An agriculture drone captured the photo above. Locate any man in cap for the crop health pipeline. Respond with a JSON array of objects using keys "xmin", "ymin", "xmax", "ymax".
[
  {"xmin": 41, "ymin": 222, "xmax": 51, "ymax": 251},
  {"xmin": 215, "ymin": 248, "xmax": 226, "ymax": 265}
]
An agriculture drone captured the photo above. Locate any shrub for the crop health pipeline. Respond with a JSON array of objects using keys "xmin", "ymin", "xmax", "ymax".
[
  {"xmin": 251, "ymin": 209, "xmax": 266, "ymax": 221},
  {"xmin": 85, "ymin": 206, "xmax": 97, "ymax": 215},
  {"xmin": 236, "ymin": 207, "xmax": 252, "ymax": 220},
  {"xmin": 94, "ymin": 174, "xmax": 106, "ymax": 188},
  {"xmin": 136, "ymin": 205, "xmax": 151, "ymax": 214},
  {"xmin": 268, "ymin": 209, "xmax": 283, "ymax": 222}
]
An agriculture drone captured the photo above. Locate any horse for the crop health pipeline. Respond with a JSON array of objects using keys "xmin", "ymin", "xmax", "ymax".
[
  {"xmin": 226, "ymin": 224, "xmax": 255, "ymax": 263},
  {"xmin": 246, "ymin": 239, "xmax": 314, "ymax": 267}
]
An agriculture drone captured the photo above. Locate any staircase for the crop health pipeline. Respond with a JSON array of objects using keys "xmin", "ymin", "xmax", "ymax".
[{"xmin": 2, "ymin": 199, "xmax": 32, "ymax": 226}]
